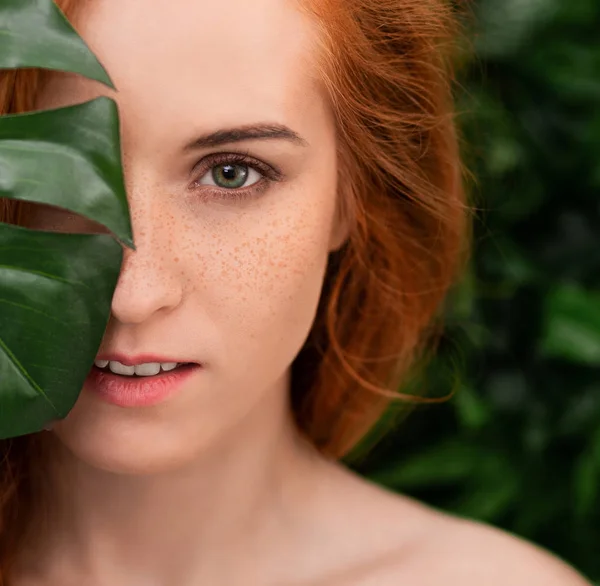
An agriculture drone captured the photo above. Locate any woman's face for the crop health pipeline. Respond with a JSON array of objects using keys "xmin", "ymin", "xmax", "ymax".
[{"xmin": 30, "ymin": 0, "xmax": 347, "ymax": 473}]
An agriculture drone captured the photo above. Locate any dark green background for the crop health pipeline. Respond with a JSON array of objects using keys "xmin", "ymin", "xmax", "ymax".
[{"xmin": 353, "ymin": 0, "xmax": 600, "ymax": 582}]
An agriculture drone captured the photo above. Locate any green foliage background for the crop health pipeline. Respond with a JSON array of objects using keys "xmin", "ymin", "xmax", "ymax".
[{"xmin": 353, "ymin": 0, "xmax": 600, "ymax": 581}]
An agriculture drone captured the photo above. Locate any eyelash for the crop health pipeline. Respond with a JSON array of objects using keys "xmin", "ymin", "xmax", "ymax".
[{"xmin": 190, "ymin": 150, "xmax": 283, "ymax": 203}]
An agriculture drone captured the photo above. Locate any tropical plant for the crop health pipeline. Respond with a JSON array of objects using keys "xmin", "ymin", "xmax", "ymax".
[{"xmin": 0, "ymin": 0, "xmax": 132, "ymax": 438}]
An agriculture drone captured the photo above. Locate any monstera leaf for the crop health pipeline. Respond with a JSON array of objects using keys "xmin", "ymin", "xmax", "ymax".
[{"xmin": 0, "ymin": 0, "xmax": 134, "ymax": 438}]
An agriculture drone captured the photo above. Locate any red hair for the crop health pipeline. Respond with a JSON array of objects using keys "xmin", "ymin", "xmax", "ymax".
[{"xmin": 0, "ymin": 0, "xmax": 471, "ymax": 580}]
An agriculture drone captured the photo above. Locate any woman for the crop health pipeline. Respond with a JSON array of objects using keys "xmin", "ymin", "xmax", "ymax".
[{"xmin": 0, "ymin": 0, "xmax": 591, "ymax": 584}]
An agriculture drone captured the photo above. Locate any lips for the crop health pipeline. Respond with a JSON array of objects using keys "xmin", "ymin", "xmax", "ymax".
[{"xmin": 85, "ymin": 363, "xmax": 202, "ymax": 407}]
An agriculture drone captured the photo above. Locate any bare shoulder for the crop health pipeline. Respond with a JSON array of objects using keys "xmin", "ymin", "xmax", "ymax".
[
  {"xmin": 384, "ymin": 512, "xmax": 594, "ymax": 586},
  {"xmin": 359, "ymin": 496, "xmax": 592, "ymax": 586},
  {"xmin": 312, "ymin": 462, "xmax": 592, "ymax": 586}
]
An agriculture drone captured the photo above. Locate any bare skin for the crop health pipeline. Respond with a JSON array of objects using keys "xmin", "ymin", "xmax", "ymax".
[{"xmin": 12, "ymin": 0, "xmax": 592, "ymax": 584}]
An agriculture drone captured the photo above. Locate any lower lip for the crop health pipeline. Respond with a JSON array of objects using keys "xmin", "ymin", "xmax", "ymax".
[{"xmin": 85, "ymin": 364, "xmax": 202, "ymax": 408}]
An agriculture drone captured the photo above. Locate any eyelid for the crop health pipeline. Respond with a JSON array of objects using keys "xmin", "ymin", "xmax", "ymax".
[{"xmin": 190, "ymin": 150, "xmax": 283, "ymax": 184}]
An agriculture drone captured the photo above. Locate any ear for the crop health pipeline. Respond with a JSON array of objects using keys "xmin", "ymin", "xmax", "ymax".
[
  {"xmin": 328, "ymin": 210, "xmax": 350, "ymax": 252},
  {"xmin": 328, "ymin": 146, "xmax": 355, "ymax": 253},
  {"xmin": 328, "ymin": 185, "xmax": 353, "ymax": 253}
]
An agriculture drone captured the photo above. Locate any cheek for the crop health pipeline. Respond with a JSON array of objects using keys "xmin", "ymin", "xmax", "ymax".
[{"xmin": 203, "ymin": 191, "xmax": 336, "ymax": 379}]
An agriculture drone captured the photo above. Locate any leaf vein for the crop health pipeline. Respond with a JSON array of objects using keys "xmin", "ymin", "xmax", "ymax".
[{"xmin": 0, "ymin": 335, "xmax": 58, "ymax": 413}]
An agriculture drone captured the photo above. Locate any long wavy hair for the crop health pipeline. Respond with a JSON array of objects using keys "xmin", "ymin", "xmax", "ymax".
[{"xmin": 0, "ymin": 0, "xmax": 471, "ymax": 580}]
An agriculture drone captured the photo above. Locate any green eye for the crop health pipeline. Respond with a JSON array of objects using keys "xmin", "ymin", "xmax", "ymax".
[
  {"xmin": 191, "ymin": 152, "xmax": 282, "ymax": 202},
  {"xmin": 211, "ymin": 163, "xmax": 253, "ymax": 189}
]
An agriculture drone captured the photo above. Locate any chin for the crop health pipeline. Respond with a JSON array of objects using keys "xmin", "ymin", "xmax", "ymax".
[{"xmin": 49, "ymin": 390, "xmax": 220, "ymax": 476}]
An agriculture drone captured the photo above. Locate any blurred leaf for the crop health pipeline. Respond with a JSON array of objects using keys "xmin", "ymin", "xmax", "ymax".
[
  {"xmin": 541, "ymin": 284, "xmax": 600, "ymax": 365},
  {"xmin": 572, "ymin": 426, "xmax": 600, "ymax": 520},
  {"xmin": 557, "ymin": 384, "xmax": 600, "ymax": 437},
  {"xmin": 451, "ymin": 453, "xmax": 520, "ymax": 521},
  {"xmin": 369, "ymin": 440, "xmax": 480, "ymax": 489},
  {"xmin": 475, "ymin": 0, "xmax": 558, "ymax": 59},
  {"xmin": 486, "ymin": 370, "xmax": 529, "ymax": 413},
  {"xmin": 454, "ymin": 384, "xmax": 491, "ymax": 431},
  {"xmin": 486, "ymin": 136, "xmax": 525, "ymax": 176}
]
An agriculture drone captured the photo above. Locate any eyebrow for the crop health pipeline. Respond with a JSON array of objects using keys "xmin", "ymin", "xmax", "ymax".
[{"xmin": 183, "ymin": 123, "xmax": 310, "ymax": 151}]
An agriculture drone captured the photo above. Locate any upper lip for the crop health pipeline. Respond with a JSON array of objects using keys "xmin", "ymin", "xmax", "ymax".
[{"xmin": 95, "ymin": 353, "xmax": 198, "ymax": 366}]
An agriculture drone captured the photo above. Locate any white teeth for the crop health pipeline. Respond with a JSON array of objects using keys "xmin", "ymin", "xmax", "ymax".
[
  {"xmin": 109, "ymin": 361, "xmax": 135, "ymax": 376},
  {"xmin": 133, "ymin": 363, "xmax": 161, "ymax": 376},
  {"xmin": 161, "ymin": 362, "xmax": 178, "ymax": 372},
  {"xmin": 93, "ymin": 360, "xmax": 183, "ymax": 376}
]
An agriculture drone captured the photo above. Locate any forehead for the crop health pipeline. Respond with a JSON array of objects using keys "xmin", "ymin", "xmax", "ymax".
[{"xmin": 41, "ymin": 0, "xmax": 323, "ymax": 127}]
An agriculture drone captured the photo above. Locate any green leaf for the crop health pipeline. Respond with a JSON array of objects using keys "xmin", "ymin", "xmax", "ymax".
[
  {"xmin": 572, "ymin": 425, "xmax": 600, "ymax": 520},
  {"xmin": 0, "ymin": 97, "xmax": 133, "ymax": 248},
  {"xmin": 0, "ymin": 0, "xmax": 132, "ymax": 437},
  {"xmin": 369, "ymin": 440, "xmax": 480, "ymax": 489},
  {"xmin": 0, "ymin": 223, "xmax": 122, "ymax": 438},
  {"xmin": 0, "ymin": 0, "xmax": 114, "ymax": 88},
  {"xmin": 540, "ymin": 284, "xmax": 600, "ymax": 366},
  {"xmin": 475, "ymin": 0, "xmax": 558, "ymax": 59},
  {"xmin": 454, "ymin": 384, "xmax": 491, "ymax": 431},
  {"xmin": 450, "ymin": 453, "xmax": 520, "ymax": 522}
]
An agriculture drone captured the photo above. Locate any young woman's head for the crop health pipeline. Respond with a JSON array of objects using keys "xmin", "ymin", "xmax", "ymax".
[{"xmin": 0, "ymin": 0, "xmax": 468, "ymax": 574}]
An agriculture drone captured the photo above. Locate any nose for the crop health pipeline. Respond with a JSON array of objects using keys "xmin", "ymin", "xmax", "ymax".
[{"xmin": 109, "ymin": 198, "xmax": 184, "ymax": 326}]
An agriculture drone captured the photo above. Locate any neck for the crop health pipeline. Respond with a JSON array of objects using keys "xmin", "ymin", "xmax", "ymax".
[{"xmin": 22, "ymin": 377, "xmax": 326, "ymax": 585}]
